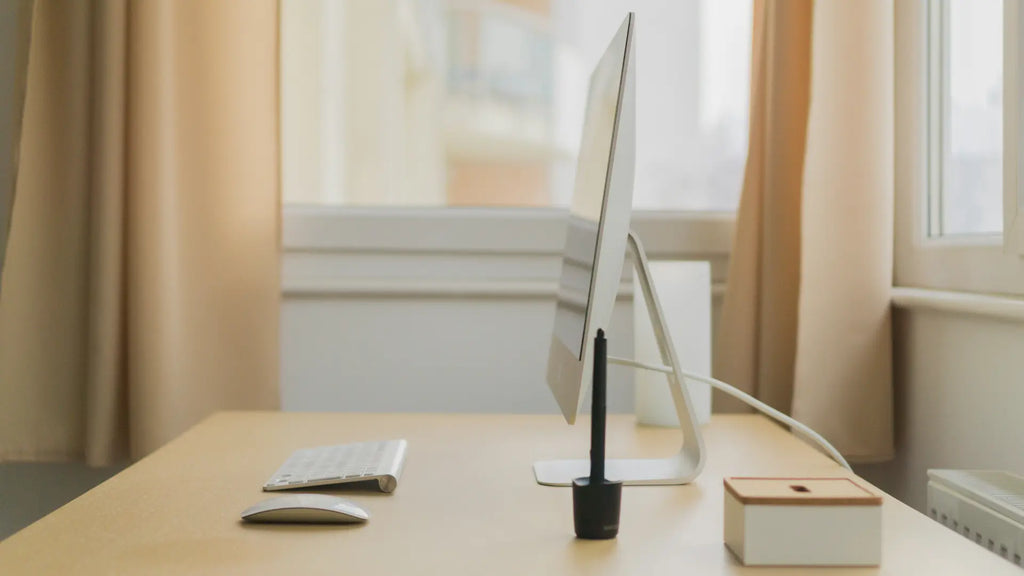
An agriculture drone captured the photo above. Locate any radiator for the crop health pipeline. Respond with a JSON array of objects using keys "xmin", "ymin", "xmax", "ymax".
[{"xmin": 927, "ymin": 469, "xmax": 1024, "ymax": 567}]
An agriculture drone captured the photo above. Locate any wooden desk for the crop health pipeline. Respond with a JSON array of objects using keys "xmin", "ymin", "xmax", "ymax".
[{"xmin": 0, "ymin": 413, "xmax": 1016, "ymax": 574}]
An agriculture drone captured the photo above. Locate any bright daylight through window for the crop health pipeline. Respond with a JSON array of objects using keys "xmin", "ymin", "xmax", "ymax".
[
  {"xmin": 931, "ymin": 0, "xmax": 1003, "ymax": 236},
  {"xmin": 281, "ymin": 0, "xmax": 752, "ymax": 210}
]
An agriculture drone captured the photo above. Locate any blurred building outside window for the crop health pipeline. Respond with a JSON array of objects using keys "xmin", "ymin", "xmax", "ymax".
[{"xmin": 281, "ymin": 0, "xmax": 753, "ymax": 211}]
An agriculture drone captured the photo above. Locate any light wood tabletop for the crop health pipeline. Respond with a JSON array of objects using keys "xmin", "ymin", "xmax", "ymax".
[{"xmin": 0, "ymin": 412, "xmax": 1016, "ymax": 575}]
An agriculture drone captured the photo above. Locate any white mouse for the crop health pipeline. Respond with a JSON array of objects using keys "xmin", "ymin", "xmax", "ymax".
[{"xmin": 241, "ymin": 494, "xmax": 369, "ymax": 524}]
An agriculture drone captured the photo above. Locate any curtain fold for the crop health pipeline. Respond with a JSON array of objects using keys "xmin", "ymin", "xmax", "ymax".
[
  {"xmin": 0, "ymin": 0, "xmax": 281, "ymax": 465},
  {"xmin": 714, "ymin": 0, "xmax": 894, "ymax": 461},
  {"xmin": 0, "ymin": 0, "xmax": 35, "ymax": 282},
  {"xmin": 792, "ymin": 0, "xmax": 894, "ymax": 462},
  {"xmin": 714, "ymin": 0, "xmax": 814, "ymax": 415}
]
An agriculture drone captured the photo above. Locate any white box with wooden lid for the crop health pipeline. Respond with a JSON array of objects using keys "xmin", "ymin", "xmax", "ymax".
[{"xmin": 723, "ymin": 477, "xmax": 883, "ymax": 566}]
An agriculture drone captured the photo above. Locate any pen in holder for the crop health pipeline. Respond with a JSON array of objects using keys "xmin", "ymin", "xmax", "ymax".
[{"xmin": 572, "ymin": 329, "xmax": 622, "ymax": 539}]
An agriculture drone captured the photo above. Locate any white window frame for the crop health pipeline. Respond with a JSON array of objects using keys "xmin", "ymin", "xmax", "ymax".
[
  {"xmin": 1007, "ymin": 0, "xmax": 1024, "ymax": 253},
  {"xmin": 895, "ymin": 0, "xmax": 1024, "ymax": 295}
]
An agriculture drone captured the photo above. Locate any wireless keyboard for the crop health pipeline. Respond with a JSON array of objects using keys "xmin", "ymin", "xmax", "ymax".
[{"xmin": 264, "ymin": 439, "xmax": 407, "ymax": 493}]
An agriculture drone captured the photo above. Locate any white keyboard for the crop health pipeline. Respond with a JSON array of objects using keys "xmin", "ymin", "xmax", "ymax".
[{"xmin": 264, "ymin": 439, "xmax": 407, "ymax": 493}]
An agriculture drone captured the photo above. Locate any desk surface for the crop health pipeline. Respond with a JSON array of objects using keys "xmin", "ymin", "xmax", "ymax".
[{"xmin": 0, "ymin": 413, "xmax": 1016, "ymax": 575}]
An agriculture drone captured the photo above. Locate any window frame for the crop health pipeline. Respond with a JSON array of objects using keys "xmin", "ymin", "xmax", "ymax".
[
  {"xmin": 1006, "ymin": 0, "xmax": 1024, "ymax": 253},
  {"xmin": 894, "ymin": 0, "xmax": 1024, "ymax": 295}
]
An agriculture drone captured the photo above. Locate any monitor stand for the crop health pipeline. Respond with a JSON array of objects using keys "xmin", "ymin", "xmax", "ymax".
[{"xmin": 533, "ymin": 231, "xmax": 707, "ymax": 486}]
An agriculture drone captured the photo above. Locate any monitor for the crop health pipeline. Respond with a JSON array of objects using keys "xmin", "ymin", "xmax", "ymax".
[
  {"xmin": 536, "ymin": 13, "xmax": 706, "ymax": 487},
  {"xmin": 547, "ymin": 13, "xmax": 636, "ymax": 424}
]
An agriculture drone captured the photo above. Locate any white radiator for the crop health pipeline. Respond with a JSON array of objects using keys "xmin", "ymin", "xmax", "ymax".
[{"xmin": 927, "ymin": 469, "xmax": 1024, "ymax": 567}]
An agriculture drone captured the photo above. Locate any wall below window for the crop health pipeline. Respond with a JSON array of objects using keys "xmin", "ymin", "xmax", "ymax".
[
  {"xmin": 282, "ymin": 291, "xmax": 637, "ymax": 414},
  {"xmin": 279, "ymin": 207, "xmax": 731, "ymax": 416},
  {"xmin": 857, "ymin": 301, "xmax": 1024, "ymax": 512}
]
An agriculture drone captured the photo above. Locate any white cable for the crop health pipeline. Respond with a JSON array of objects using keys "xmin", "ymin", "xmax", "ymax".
[
  {"xmin": 609, "ymin": 355, "xmax": 852, "ymax": 470},
  {"xmin": 675, "ymin": 369, "xmax": 852, "ymax": 471},
  {"xmin": 608, "ymin": 356, "xmax": 674, "ymax": 374}
]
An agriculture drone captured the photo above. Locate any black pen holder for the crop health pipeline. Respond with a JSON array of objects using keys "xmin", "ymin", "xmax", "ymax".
[{"xmin": 572, "ymin": 476, "xmax": 622, "ymax": 539}]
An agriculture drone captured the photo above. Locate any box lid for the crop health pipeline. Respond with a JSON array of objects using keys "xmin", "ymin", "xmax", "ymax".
[{"xmin": 724, "ymin": 477, "xmax": 882, "ymax": 506}]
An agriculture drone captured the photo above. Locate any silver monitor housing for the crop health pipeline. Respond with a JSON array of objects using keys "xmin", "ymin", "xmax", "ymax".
[
  {"xmin": 546, "ymin": 14, "xmax": 636, "ymax": 424},
  {"xmin": 535, "ymin": 13, "xmax": 706, "ymax": 486}
]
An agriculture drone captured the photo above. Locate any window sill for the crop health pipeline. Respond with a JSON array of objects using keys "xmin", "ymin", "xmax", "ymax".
[
  {"xmin": 282, "ymin": 205, "xmax": 734, "ymax": 260},
  {"xmin": 281, "ymin": 205, "xmax": 734, "ymax": 298},
  {"xmin": 890, "ymin": 286, "xmax": 1024, "ymax": 322}
]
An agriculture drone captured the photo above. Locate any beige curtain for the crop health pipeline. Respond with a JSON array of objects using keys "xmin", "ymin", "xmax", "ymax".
[
  {"xmin": 0, "ymin": 0, "xmax": 35, "ymax": 282},
  {"xmin": 715, "ymin": 0, "xmax": 894, "ymax": 462},
  {"xmin": 0, "ymin": 0, "xmax": 281, "ymax": 465}
]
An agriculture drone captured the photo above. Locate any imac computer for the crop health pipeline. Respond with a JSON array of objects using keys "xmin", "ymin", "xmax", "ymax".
[{"xmin": 533, "ymin": 13, "xmax": 707, "ymax": 487}]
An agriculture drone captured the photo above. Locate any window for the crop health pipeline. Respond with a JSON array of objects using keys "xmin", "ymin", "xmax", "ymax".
[
  {"xmin": 895, "ymin": 0, "xmax": 1024, "ymax": 295},
  {"xmin": 928, "ymin": 0, "xmax": 1002, "ymax": 237},
  {"xmin": 280, "ymin": 0, "xmax": 752, "ymax": 210}
]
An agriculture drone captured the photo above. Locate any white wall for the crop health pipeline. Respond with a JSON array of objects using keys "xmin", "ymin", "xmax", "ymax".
[
  {"xmin": 857, "ymin": 304, "xmax": 1024, "ymax": 512},
  {"xmin": 279, "ymin": 207, "xmax": 731, "ymax": 416},
  {"xmin": 282, "ymin": 290, "xmax": 637, "ymax": 414},
  {"xmin": 279, "ymin": 207, "xmax": 639, "ymax": 414}
]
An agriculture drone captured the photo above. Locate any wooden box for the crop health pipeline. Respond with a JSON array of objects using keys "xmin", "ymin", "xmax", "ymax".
[{"xmin": 723, "ymin": 477, "xmax": 883, "ymax": 566}]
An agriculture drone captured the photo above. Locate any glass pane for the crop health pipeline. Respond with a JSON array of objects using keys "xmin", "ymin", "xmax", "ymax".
[
  {"xmin": 943, "ymin": 0, "xmax": 1002, "ymax": 235},
  {"xmin": 281, "ymin": 0, "xmax": 752, "ymax": 210}
]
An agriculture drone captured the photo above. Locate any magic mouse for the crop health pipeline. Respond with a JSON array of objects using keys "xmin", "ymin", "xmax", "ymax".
[{"xmin": 241, "ymin": 494, "xmax": 369, "ymax": 524}]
